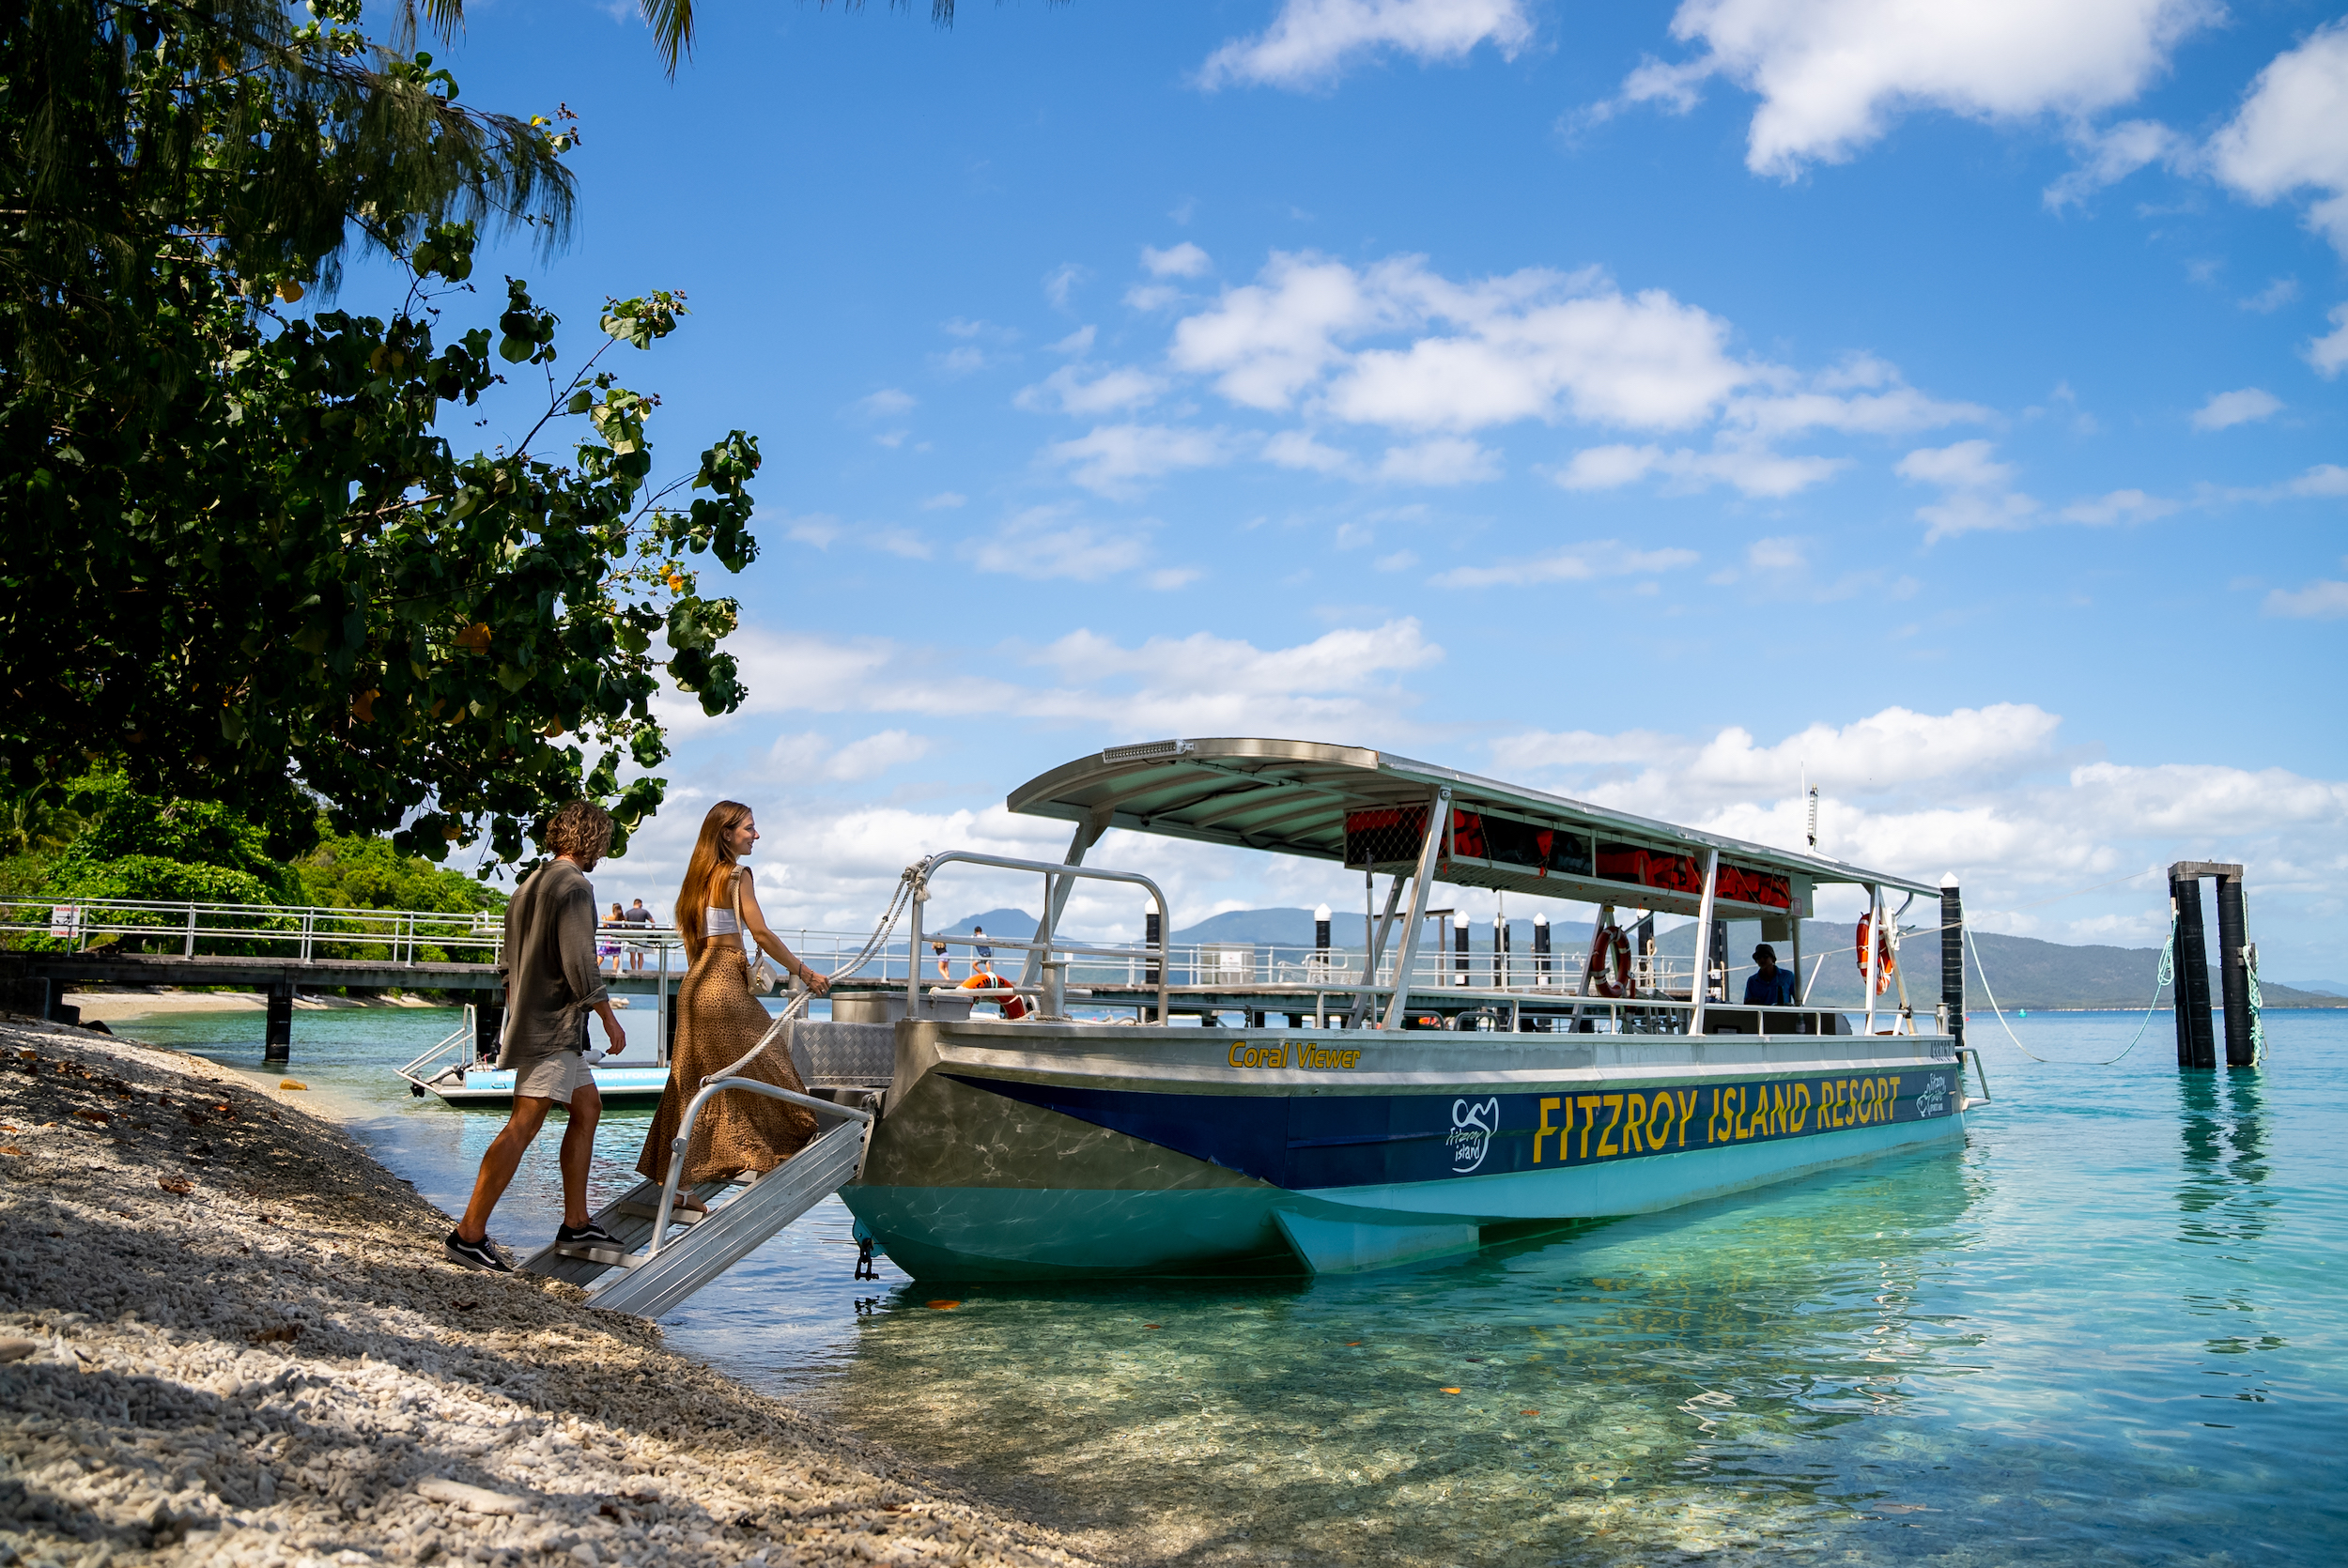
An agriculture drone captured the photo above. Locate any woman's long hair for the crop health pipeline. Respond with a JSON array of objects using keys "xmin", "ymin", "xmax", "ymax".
[{"xmin": 677, "ymin": 800, "xmax": 754, "ymax": 962}]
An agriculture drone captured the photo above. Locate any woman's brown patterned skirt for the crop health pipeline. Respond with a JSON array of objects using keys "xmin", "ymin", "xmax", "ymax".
[{"xmin": 635, "ymin": 943, "xmax": 816, "ymax": 1186}]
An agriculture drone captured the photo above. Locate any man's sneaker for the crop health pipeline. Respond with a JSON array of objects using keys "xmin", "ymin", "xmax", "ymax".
[
  {"xmin": 555, "ymin": 1220, "xmax": 628, "ymax": 1266},
  {"xmin": 444, "ymin": 1229, "xmax": 514, "ymax": 1273}
]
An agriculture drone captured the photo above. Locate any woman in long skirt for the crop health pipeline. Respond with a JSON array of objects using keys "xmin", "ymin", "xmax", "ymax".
[{"xmin": 636, "ymin": 801, "xmax": 831, "ymax": 1195}]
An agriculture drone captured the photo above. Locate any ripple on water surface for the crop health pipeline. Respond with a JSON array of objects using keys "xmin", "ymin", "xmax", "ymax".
[{"xmin": 147, "ymin": 1006, "xmax": 2348, "ymax": 1565}]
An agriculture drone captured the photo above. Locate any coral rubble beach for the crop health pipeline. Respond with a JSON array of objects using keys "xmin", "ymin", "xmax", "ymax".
[{"xmin": 0, "ymin": 1017, "xmax": 1092, "ymax": 1568}]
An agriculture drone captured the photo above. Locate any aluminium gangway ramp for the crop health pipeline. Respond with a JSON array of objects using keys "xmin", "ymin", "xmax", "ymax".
[{"xmin": 519, "ymin": 1083, "xmax": 876, "ymax": 1318}]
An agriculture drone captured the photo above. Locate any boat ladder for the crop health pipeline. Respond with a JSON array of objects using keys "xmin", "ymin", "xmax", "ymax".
[{"xmin": 519, "ymin": 1077, "xmax": 878, "ymax": 1317}]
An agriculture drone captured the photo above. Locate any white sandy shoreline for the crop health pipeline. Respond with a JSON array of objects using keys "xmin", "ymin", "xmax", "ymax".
[
  {"xmin": 0, "ymin": 1014, "xmax": 1095, "ymax": 1568},
  {"xmin": 64, "ymin": 992, "xmax": 453, "ymax": 1024}
]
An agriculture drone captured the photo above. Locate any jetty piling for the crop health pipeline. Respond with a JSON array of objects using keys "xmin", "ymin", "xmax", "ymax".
[
  {"xmin": 263, "ymin": 982, "xmax": 294, "ymax": 1063},
  {"xmin": 2214, "ymin": 873, "xmax": 2255, "ymax": 1068},
  {"xmin": 2170, "ymin": 861, "xmax": 2254, "ymax": 1069},
  {"xmin": 1939, "ymin": 875, "xmax": 1965, "ymax": 1052},
  {"xmin": 2169, "ymin": 863, "xmax": 2219, "ymax": 1069}
]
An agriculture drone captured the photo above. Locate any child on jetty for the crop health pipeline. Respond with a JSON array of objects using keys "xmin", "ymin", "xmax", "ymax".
[{"xmin": 443, "ymin": 800, "xmax": 630, "ymax": 1272}]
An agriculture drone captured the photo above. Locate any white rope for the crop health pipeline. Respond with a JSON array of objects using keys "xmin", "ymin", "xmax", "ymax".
[{"xmin": 1967, "ymin": 922, "xmax": 2173, "ymax": 1067}]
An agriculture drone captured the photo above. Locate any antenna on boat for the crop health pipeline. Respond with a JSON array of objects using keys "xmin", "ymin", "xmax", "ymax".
[{"xmin": 1804, "ymin": 770, "xmax": 1819, "ymax": 852}]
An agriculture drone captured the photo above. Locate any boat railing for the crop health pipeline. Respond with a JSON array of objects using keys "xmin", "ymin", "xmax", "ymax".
[{"xmin": 904, "ymin": 851, "xmax": 1173, "ymax": 1022}]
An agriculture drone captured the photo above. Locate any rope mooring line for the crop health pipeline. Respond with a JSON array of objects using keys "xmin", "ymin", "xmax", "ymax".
[{"xmin": 1967, "ymin": 921, "xmax": 2174, "ymax": 1067}]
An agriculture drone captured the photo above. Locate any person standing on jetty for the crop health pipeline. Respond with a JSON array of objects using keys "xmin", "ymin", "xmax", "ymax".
[
  {"xmin": 444, "ymin": 801, "xmax": 630, "ymax": 1272},
  {"xmin": 636, "ymin": 801, "xmax": 829, "ymax": 1206}
]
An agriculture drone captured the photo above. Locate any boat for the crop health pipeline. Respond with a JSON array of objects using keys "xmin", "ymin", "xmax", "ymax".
[
  {"xmin": 834, "ymin": 737, "xmax": 1985, "ymax": 1279},
  {"xmin": 397, "ymin": 1002, "xmax": 673, "ymax": 1108}
]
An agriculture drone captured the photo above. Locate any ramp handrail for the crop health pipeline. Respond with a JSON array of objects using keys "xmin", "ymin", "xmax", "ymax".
[
  {"xmin": 396, "ymin": 1004, "xmax": 479, "ymax": 1086},
  {"xmin": 646, "ymin": 1078, "xmax": 874, "ymax": 1259}
]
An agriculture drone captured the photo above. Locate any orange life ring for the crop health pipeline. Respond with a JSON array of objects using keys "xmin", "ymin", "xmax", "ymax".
[
  {"xmin": 1855, "ymin": 915, "xmax": 1896, "ymax": 995},
  {"xmin": 960, "ymin": 969, "xmax": 1031, "ymax": 1020},
  {"xmin": 1585, "ymin": 924, "xmax": 1633, "ymax": 998}
]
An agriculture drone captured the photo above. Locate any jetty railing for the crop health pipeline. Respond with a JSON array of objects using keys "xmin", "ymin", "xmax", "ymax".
[
  {"xmin": 1, "ymin": 896, "xmax": 503, "ymax": 963},
  {"xmin": 7, "ymin": 895, "xmax": 1878, "ymax": 1031}
]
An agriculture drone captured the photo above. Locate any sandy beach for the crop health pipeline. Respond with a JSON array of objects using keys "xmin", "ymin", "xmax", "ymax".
[
  {"xmin": 63, "ymin": 992, "xmax": 454, "ymax": 1025},
  {"xmin": 0, "ymin": 1014, "xmax": 1093, "ymax": 1568}
]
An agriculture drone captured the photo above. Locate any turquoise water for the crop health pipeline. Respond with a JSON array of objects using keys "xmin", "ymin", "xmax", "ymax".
[{"xmin": 147, "ymin": 1007, "xmax": 2348, "ymax": 1564}]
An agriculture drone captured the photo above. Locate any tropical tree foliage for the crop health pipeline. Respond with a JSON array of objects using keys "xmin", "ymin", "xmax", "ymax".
[
  {"xmin": 1, "ymin": 0, "xmax": 762, "ymax": 870},
  {"xmin": 294, "ymin": 826, "xmax": 507, "ymax": 915}
]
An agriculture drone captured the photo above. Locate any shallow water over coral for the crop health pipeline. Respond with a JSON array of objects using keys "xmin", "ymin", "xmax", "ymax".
[{"xmin": 159, "ymin": 1007, "xmax": 2348, "ymax": 1565}]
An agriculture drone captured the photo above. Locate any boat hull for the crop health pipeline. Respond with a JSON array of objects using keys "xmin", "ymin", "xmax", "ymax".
[
  {"xmin": 413, "ymin": 1064, "xmax": 672, "ymax": 1108},
  {"xmin": 842, "ymin": 1020, "xmax": 1969, "ymax": 1279}
]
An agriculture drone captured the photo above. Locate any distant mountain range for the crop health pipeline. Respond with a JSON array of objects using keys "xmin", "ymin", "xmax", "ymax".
[{"xmin": 934, "ymin": 906, "xmax": 2344, "ymax": 1011}]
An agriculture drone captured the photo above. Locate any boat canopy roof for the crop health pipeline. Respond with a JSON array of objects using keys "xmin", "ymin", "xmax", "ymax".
[{"xmin": 1007, "ymin": 737, "xmax": 1937, "ymax": 920}]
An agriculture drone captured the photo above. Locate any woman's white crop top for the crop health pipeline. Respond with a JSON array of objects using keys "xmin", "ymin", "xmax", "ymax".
[{"xmin": 704, "ymin": 906, "xmax": 740, "ymax": 936}]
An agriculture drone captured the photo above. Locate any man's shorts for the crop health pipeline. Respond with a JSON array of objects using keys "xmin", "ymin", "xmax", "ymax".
[{"xmin": 512, "ymin": 1050, "xmax": 595, "ymax": 1106}]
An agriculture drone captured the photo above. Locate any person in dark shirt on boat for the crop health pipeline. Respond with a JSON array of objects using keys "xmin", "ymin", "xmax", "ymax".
[{"xmin": 1744, "ymin": 943, "xmax": 1799, "ymax": 1007}]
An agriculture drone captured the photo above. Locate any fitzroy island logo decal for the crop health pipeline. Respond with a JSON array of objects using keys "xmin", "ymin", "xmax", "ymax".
[
  {"xmin": 1447, "ymin": 1098, "xmax": 1501, "ymax": 1174},
  {"xmin": 1917, "ymin": 1073, "xmax": 1950, "ymax": 1118}
]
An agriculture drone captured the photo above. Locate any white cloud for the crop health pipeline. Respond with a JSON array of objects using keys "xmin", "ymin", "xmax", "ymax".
[
  {"xmin": 1432, "ymin": 540, "xmax": 1700, "ymax": 590},
  {"xmin": 1029, "ymin": 620, "xmax": 1444, "ymax": 724},
  {"xmin": 2307, "ymin": 304, "xmax": 2348, "ymax": 378},
  {"xmin": 1050, "ymin": 325, "xmax": 1097, "ymax": 356},
  {"xmin": 920, "ymin": 491, "xmax": 967, "ymax": 511},
  {"xmin": 1043, "ymin": 265, "xmax": 1087, "ymax": 311},
  {"xmin": 1043, "ymin": 423, "xmax": 1230, "ymax": 497},
  {"xmin": 1146, "ymin": 567, "xmax": 1203, "ymax": 591},
  {"xmin": 1723, "ymin": 364, "xmax": 1993, "ymax": 439},
  {"xmin": 2060, "ymin": 488, "xmax": 2180, "ymax": 525},
  {"xmin": 2264, "ymin": 576, "xmax": 2348, "ymax": 620},
  {"xmin": 1142, "ymin": 242, "xmax": 1213, "ymax": 279},
  {"xmin": 784, "ymin": 513, "xmax": 842, "ymax": 548},
  {"xmin": 968, "ymin": 506, "xmax": 1155, "ymax": 582},
  {"xmin": 2192, "ymin": 387, "xmax": 2283, "ymax": 431},
  {"xmin": 1124, "ymin": 284, "xmax": 1186, "ymax": 313},
  {"xmin": 2208, "ymin": 22, "xmax": 2348, "ymax": 255},
  {"xmin": 1327, "ymin": 284, "xmax": 1749, "ymax": 433},
  {"xmin": 854, "ymin": 388, "xmax": 916, "ymax": 418},
  {"xmin": 780, "ymin": 514, "xmax": 930, "ymax": 558},
  {"xmin": 866, "ymin": 528, "xmax": 933, "ymax": 561},
  {"xmin": 1616, "ymin": 0, "xmax": 2217, "ymax": 178},
  {"xmin": 1376, "ymin": 436, "xmax": 1501, "ymax": 484},
  {"xmin": 1262, "ymin": 429, "xmax": 1355, "ymax": 473},
  {"xmin": 934, "ymin": 346, "xmax": 987, "ymax": 377},
  {"xmin": 1895, "ymin": 438, "xmax": 2012, "ymax": 491},
  {"xmin": 1897, "ymin": 438, "xmax": 2044, "ymax": 542},
  {"xmin": 1155, "ymin": 253, "xmax": 1973, "ymax": 502},
  {"xmin": 691, "ymin": 617, "xmax": 1443, "ymax": 746},
  {"xmin": 1015, "ymin": 362, "xmax": 1168, "ymax": 416},
  {"xmin": 1198, "ymin": 0, "xmax": 1534, "ymax": 91},
  {"xmin": 1556, "ymin": 442, "xmax": 1846, "ymax": 498},
  {"xmin": 1373, "ymin": 549, "xmax": 1420, "ymax": 572},
  {"xmin": 1172, "ymin": 252, "xmax": 1755, "ymax": 432},
  {"xmin": 1168, "ymin": 253, "xmax": 1398, "ymax": 409},
  {"xmin": 1482, "ymin": 702, "xmax": 2348, "ymax": 952},
  {"xmin": 2043, "ymin": 118, "xmax": 2187, "ymax": 209},
  {"xmin": 822, "ymin": 730, "xmax": 933, "ymax": 782},
  {"xmin": 2241, "ymin": 277, "xmax": 2300, "ymax": 314}
]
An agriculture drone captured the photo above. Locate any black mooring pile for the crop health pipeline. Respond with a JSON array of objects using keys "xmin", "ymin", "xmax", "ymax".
[{"xmin": 2168, "ymin": 861, "xmax": 2255, "ymax": 1069}]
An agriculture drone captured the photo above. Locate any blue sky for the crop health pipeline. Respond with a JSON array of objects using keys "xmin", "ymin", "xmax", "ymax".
[{"xmin": 388, "ymin": 1, "xmax": 2348, "ymax": 976}]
